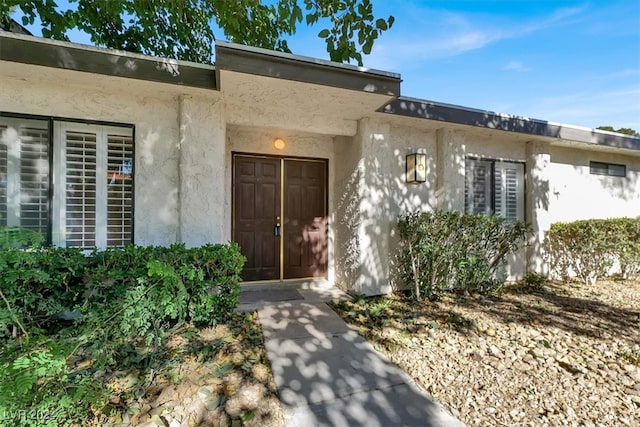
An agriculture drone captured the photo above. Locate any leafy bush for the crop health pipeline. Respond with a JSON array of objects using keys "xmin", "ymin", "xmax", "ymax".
[
  {"xmin": 0, "ymin": 226, "xmax": 44, "ymax": 250},
  {"xmin": 544, "ymin": 217, "xmax": 640, "ymax": 284},
  {"xmin": 397, "ymin": 210, "xmax": 527, "ymax": 300},
  {"xmin": 522, "ymin": 272, "xmax": 547, "ymax": 290},
  {"xmin": 0, "ymin": 242, "xmax": 245, "ymax": 426},
  {"xmin": 0, "ymin": 247, "xmax": 87, "ymax": 338}
]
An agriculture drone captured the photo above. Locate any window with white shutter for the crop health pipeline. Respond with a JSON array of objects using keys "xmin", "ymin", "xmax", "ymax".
[
  {"xmin": 53, "ymin": 122, "xmax": 133, "ymax": 249},
  {"xmin": 1, "ymin": 115, "xmax": 134, "ymax": 249},
  {"xmin": 465, "ymin": 157, "xmax": 524, "ymax": 221},
  {"xmin": 0, "ymin": 118, "xmax": 50, "ymax": 237}
]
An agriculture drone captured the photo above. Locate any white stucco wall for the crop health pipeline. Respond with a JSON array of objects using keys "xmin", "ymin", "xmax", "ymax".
[
  {"xmin": 334, "ymin": 132, "xmax": 363, "ymax": 291},
  {"xmin": 178, "ymin": 95, "xmax": 227, "ymax": 246},
  {"xmin": 333, "ymin": 120, "xmax": 440, "ymax": 294},
  {"xmin": 548, "ymin": 146, "xmax": 640, "ymax": 222},
  {"xmin": 0, "ymin": 64, "xmax": 223, "ymax": 247},
  {"xmin": 335, "ymin": 123, "xmax": 535, "ymax": 294},
  {"xmin": 4, "ymin": 60, "xmax": 639, "ymax": 295}
]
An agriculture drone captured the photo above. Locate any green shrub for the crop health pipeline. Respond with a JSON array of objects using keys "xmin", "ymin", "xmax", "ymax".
[
  {"xmin": 397, "ymin": 210, "xmax": 527, "ymax": 300},
  {"xmin": 0, "ymin": 242, "xmax": 245, "ymax": 426},
  {"xmin": 0, "ymin": 247, "xmax": 87, "ymax": 338},
  {"xmin": 544, "ymin": 217, "xmax": 640, "ymax": 284},
  {"xmin": 522, "ymin": 271, "xmax": 547, "ymax": 290},
  {"xmin": 0, "ymin": 226, "xmax": 44, "ymax": 250}
]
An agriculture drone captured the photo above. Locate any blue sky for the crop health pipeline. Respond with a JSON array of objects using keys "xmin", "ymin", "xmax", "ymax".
[{"xmin": 15, "ymin": 0, "xmax": 640, "ymax": 131}]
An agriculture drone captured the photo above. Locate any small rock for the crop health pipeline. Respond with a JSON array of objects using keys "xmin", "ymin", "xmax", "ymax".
[
  {"xmin": 489, "ymin": 345, "xmax": 502, "ymax": 358},
  {"xmin": 529, "ymin": 348, "xmax": 545, "ymax": 359}
]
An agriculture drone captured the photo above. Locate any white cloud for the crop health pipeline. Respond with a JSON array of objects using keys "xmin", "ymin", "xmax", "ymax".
[
  {"xmin": 525, "ymin": 85, "xmax": 640, "ymax": 130},
  {"xmin": 503, "ymin": 61, "xmax": 531, "ymax": 72},
  {"xmin": 365, "ymin": 4, "xmax": 588, "ymax": 68}
]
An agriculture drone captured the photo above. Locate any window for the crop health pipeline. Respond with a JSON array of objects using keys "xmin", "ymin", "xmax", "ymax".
[
  {"xmin": 590, "ymin": 161, "xmax": 626, "ymax": 177},
  {"xmin": 0, "ymin": 115, "xmax": 133, "ymax": 249},
  {"xmin": 0, "ymin": 118, "xmax": 50, "ymax": 236},
  {"xmin": 465, "ymin": 158, "xmax": 524, "ymax": 221}
]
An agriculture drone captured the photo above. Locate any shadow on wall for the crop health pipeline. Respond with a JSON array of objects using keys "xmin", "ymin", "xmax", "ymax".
[{"xmin": 335, "ymin": 122, "xmax": 446, "ymax": 295}]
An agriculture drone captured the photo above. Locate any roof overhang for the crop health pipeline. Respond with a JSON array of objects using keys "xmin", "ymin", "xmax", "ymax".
[
  {"xmin": 215, "ymin": 41, "xmax": 401, "ymax": 96},
  {"xmin": 0, "ymin": 32, "xmax": 217, "ymax": 90},
  {"xmin": 381, "ymin": 97, "xmax": 640, "ymax": 152}
]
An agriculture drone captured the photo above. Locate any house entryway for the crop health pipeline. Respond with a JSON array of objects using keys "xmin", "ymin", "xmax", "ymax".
[{"xmin": 232, "ymin": 153, "xmax": 328, "ymax": 282}]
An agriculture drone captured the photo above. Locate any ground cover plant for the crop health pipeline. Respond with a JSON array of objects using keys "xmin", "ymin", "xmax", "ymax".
[
  {"xmin": 0, "ymin": 242, "xmax": 284, "ymax": 426},
  {"xmin": 331, "ymin": 279, "xmax": 640, "ymax": 426}
]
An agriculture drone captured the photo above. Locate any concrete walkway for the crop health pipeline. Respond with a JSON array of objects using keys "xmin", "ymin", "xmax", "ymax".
[{"xmin": 241, "ymin": 286, "xmax": 464, "ymax": 427}]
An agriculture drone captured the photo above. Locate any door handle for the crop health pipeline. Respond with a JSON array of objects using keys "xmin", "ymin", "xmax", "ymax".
[{"xmin": 275, "ymin": 216, "xmax": 281, "ymax": 236}]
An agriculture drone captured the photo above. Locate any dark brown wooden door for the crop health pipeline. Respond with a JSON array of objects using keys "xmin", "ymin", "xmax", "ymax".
[
  {"xmin": 283, "ymin": 160, "xmax": 327, "ymax": 279},
  {"xmin": 233, "ymin": 155, "xmax": 327, "ymax": 281},
  {"xmin": 233, "ymin": 155, "xmax": 281, "ymax": 281}
]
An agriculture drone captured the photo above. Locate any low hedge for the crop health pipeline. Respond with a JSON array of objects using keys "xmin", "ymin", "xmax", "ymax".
[
  {"xmin": 397, "ymin": 210, "xmax": 527, "ymax": 299},
  {"xmin": 544, "ymin": 217, "xmax": 640, "ymax": 284},
  {"xmin": 0, "ymin": 242, "xmax": 245, "ymax": 341},
  {"xmin": 0, "ymin": 242, "xmax": 245, "ymax": 426}
]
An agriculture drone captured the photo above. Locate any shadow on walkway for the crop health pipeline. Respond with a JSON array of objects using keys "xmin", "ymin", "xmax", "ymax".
[{"xmin": 254, "ymin": 291, "xmax": 464, "ymax": 427}]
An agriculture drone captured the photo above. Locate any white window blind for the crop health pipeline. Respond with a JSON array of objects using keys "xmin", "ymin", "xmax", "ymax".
[
  {"xmin": 0, "ymin": 119, "xmax": 50, "ymax": 235},
  {"xmin": 64, "ymin": 130, "xmax": 98, "ymax": 248},
  {"xmin": 107, "ymin": 133, "xmax": 133, "ymax": 247},
  {"xmin": 54, "ymin": 123, "xmax": 133, "ymax": 249},
  {"xmin": 494, "ymin": 162, "xmax": 524, "ymax": 221},
  {"xmin": 465, "ymin": 158, "xmax": 524, "ymax": 221}
]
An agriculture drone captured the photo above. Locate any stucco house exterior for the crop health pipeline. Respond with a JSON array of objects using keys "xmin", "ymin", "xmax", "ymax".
[{"xmin": 1, "ymin": 32, "xmax": 639, "ymax": 295}]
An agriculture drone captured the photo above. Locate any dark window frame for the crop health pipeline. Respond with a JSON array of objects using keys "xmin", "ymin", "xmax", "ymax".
[
  {"xmin": 0, "ymin": 111, "xmax": 136, "ymax": 247},
  {"xmin": 589, "ymin": 161, "xmax": 626, "ymax": 177}
]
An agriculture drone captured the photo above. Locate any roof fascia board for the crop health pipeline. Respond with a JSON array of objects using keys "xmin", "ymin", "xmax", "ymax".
[
  {"xmin": 215, "ymin": 41, "xmax": 401, "ymax": 96},
  {"xmin": 381, "ymin": 97, "xmax": 640, "ymax": 151},
  {"xmin": 0, "ymin": 32, "xmax": 217, "ymax": 90}
]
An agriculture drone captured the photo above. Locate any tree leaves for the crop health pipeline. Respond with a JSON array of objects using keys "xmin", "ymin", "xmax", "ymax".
[{"xmin": 1, "ymin": 0, "xmax": 394, "ymax": 65}]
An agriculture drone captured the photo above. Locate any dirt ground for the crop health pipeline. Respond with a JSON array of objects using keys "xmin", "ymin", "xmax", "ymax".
[
  {"xmin": 103, "ymin": 313, "xmax": 285, "ymax": 427},
  {"xmin": 331, "ymin": 279, "xmax": 640, "ymax": 426}
]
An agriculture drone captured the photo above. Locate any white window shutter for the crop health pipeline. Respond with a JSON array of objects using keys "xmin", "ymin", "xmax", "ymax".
[
  {"xmin": 495, "ymin": 162, "xmax": 524, "ymax": 221},
  {"xmin": 106, "ymin": 132, "xmax": 133, "ymax": 247},
  {"xmin": 63, "ymin": 128, "xmax": 98, "ymax": 248}
]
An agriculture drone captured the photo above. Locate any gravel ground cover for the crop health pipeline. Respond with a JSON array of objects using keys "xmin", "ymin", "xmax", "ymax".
[{"xmin": 331, "ymin": 280, "xmax": 640, "ymax": 426}]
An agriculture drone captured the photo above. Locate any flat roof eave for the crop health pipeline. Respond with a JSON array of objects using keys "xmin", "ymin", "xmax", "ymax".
[
  {"xmin": 215, "ymin": 41, "xmax": 401, "ymax": 97},
  {"xmin": 0, "ymin": 32, "xmax": 217, "ymax": 90},
  {"xmin": 381, "ymin": 97, "xmax": 640, "ymax": 152}
]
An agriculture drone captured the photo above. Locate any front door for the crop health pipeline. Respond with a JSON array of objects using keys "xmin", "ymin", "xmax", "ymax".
[{"xmin": 232, "ymin": 154, "xmax": 327, "ymax": 282}]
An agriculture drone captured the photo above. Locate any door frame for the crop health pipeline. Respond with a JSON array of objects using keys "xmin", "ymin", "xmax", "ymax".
[{"xmin": 231, "ymin": 151, "xmax": 329, "ymax": 282}]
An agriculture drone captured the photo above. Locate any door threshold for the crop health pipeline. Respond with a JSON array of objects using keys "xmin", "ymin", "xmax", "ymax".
[{"xmin": 240, "ymin": 277, "xmax": 332, "ymax": 291}]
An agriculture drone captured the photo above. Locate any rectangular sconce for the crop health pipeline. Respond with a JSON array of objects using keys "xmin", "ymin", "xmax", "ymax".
[{"xmin": 406, "ymin": 153, "xmax": 427, "ymax": 183}]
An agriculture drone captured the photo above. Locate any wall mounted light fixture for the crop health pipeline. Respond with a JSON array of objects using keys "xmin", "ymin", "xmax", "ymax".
[
  {"xmin": 406, "ymin": 153, "xmax": 427, "ymax": 183},
  {"xmin": 273, "ymin": 138, "xmax": 285, "ymax": 150}
]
